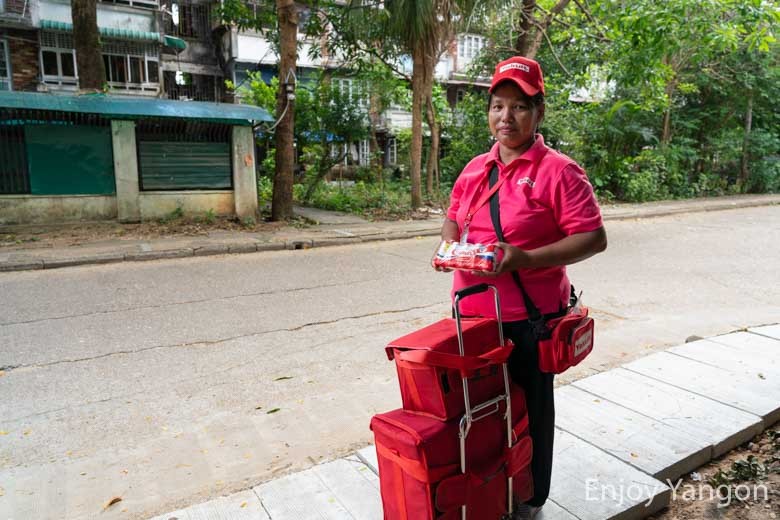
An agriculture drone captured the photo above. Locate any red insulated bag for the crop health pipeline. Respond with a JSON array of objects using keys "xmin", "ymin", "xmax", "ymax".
[
  {"xmin": 386, "ymin": 318, "xmax": 513, "ymax": 420},
  {"xmin": 370, "ymin": 384, "xmax": 534, "ymax": 520}
]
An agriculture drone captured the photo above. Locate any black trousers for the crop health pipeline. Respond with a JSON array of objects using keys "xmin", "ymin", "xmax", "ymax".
[{"xmin": 503, "ymin": 319, "xmax": 556, "ymax": 508}]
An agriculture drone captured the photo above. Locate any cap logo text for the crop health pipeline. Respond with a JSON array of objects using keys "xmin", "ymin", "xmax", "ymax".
[{"xmin": 499, "ymin": 63, "xmax": 530, "ymax": 74}]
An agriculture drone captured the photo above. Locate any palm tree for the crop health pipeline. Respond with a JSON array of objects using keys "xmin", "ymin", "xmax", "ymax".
[{"xmin": 381, "ymin": 0, "xmax": 478, "ymax": 209}]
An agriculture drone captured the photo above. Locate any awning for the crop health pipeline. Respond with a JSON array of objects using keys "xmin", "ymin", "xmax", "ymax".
[
  {"xmin": 163, "ymin": 35, "xmax": 187, "ymax": 51},
  {"xmin": 0, "ymin": 91, "xmax": 274, "ymax": 126},
  {"xmin": 40, "ymin": 20, "xmax": 161, "ymax": 42}
]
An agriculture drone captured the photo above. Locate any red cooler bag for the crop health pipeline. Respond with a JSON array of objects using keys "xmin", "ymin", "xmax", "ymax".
[
  {"xmin": 386, "ymin": 318, "xmax": 513, "ymax": 420},
  {"xmin": 370, "ymin": 385, "xmax": 534, "ymax": 519}
]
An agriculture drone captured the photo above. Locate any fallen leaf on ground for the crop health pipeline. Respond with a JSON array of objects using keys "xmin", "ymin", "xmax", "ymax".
[
  {"xmin": 758, "ymin": 373, "xmax": 766, "ymax": 379},
  {"xmin": 630, "ymin": 452, "xmax": 639, "ymax": 458},
  {"xmin": 0, "ymin": 487, "xmax": 4, "ymax": 496},
  {"xmin": 0, "ymin": 370, "xmax": 5, "ymax": 377},
  {"xmin": 267, "ymin": 408, "xmax": 281, "ymax": 414},
  {"xmin": 103, "ymin": 497, "xmax": 122, "ymax": 510},
  {"xmin": 23, "ymin": 430, "xmax": 31, "ymax": 436},
  {"xmin": 274, "ymin": 376, "xmax": 293, "ymax": 381},
  {"xmin": 0, "ymin": 431, "xmax": 8, "ymax": 436},
  {"xmin": 240, "ymin": 502, "xmax": 247, "ymax": 508}
]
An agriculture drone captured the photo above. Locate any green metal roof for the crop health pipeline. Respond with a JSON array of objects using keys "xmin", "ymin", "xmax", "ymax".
[
  {"xmin": 0, "ymin": 91, "xmax": 274, "ymax": 125},
  {"xmin": 40, "ymin": 20, "xmax": 161, "ymax": 42},
  {"xmin": 163, "ymin": 35, "xmax": 187, "ymax": 51}
]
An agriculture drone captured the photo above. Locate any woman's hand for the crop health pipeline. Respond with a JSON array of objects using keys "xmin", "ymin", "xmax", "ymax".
[
  {"xmin": 471, "ymin": 241, "xmax": 529, "ymax": 277},
  {"xmin": 433, "ymin": 218, "xmax": 460, "ymax": 272}
]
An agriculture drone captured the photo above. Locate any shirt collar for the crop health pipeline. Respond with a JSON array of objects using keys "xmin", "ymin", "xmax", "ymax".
[{"xmin": 486, "ymin": 134, "xmax": 548, "ymax": 172}]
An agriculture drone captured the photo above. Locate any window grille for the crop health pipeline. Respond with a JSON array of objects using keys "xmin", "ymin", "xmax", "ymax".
[
  {"xmin": 99, "ymin": 0, "xmax": 159, "ymax": 9},
  {"xmin": 0, "ymin": 40, "xmax": 10, "ymax": 91},
  {"xmin": 40, "ymin": 32, "xmax": 78, "ymax": 86},
  {"xmin": 166, "ymin": 1, "xmax": 212, "ymax": 41},
  {"xmin": 163, "ymin": 71, "xmax": 222, "ymax": 102}
]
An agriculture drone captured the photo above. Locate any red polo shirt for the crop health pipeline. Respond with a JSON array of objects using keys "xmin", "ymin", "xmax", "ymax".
[{"xmin": 447, "ymin": 135, "xmax": 603, "ymax": 321}]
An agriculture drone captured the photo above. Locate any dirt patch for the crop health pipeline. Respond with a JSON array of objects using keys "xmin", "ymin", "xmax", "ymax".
[
  {"xmin": 649, "ymin": 425, "xmax": 780, "ymax": 520},
  {"xmin": 0, "ymin": 215, "xmax": 309, "ymax": 251}
]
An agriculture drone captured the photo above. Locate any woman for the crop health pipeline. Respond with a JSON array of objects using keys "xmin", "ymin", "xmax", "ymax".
[{"xmin": 435, "ymin": 56, "xmax": 607, "ymax": 520}]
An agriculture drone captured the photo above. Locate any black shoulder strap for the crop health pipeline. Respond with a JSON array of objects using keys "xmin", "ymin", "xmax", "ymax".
[{"xmin": 488, "ymin": 164, "xmax": 548, "ymax": 337}]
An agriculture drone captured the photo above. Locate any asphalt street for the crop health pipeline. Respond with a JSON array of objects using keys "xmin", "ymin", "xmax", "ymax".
[{"xmin": 0, "ymin": 205, "xmax": 778, "ymax": 520}]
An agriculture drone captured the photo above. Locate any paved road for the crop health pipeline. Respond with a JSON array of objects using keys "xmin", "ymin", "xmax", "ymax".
[{"xmin": 1, "ymin": 205, "xmax": 778, "ymax": 520}]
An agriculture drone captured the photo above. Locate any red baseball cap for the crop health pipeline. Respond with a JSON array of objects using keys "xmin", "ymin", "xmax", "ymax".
[{"xmin": 489, "ymin": 56, "xmax": 545, "ymax": 97}]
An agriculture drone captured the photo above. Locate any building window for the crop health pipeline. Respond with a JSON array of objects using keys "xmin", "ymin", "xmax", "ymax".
[
  {"xmin": 0, "ymin": 39, "xmax": 11, "ymax": 90},
  {"xmin": 101, "ymin": 40, "xmax": 160, "ymax": 93},
  {"xmin": 166, "ymin": 0, "xmax": 212, "ymax": 40},
  {"xmin": 387, "ymin": 137, "xmax": 397, "ymax": 166},
  {"xmin": 99, "ymin": 0, "xmax": 159, "ymax": 9},
  {"xmin": 163, "ymin": 71, "xmax": 222, "ymax": 102},
  {"xmin": 40, "ymin": 32, "xmax": 78, "ymax": 87},
  {"xmin": 334, "ymin": 78, "xmax": 368, "ymax": 107},
  {"xmin": 457, "ymin": 34, "xmax": 485, "ymax": 60},
  {"xmin": 358, "ymin": 139, "xmax": 370, "ymax": 167}
]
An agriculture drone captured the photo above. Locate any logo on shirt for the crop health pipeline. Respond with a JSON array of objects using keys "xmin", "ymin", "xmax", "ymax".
[{"xmin": 517, "ymin": 177, "xmax": 535, "ymax": 188}]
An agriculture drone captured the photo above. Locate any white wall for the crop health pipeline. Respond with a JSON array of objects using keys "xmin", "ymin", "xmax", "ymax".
[{"xmin": 37, "ymin": 0, "xmax": 156, "ymax": 33}]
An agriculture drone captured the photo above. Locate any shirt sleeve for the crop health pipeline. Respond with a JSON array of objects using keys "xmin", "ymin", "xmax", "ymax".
[
  {"xmin": 553, "ymin": 163, "xmax": 603, "ymax": 235},
  {"xmin": 446, "ymin": 174, "xmax": 466, "ymax": 222}
]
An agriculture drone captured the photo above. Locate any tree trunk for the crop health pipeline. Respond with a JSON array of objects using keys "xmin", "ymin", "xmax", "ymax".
[
  {"xmin": 409, "ymin": 45, "xmax": 424, "ymax": 209},
  {"xmin": 523, "ymin": 0, "xmax": 571, "ymax": 59},
  {"xmin": 71, "ymin": 0, "xmax": 105, "ymax": 91},
  {"xmin": 424, "ymin": 51, "xmax": 439, "ymax": 198},
  {"xmin": 739, "ymin": 91, "xmax": 753, "ymax": 191},
  {"xmin": 425, "ymin": 93, "xmax": 439, "ymax": 196},
  {"xmin": 515, "ymin": 0, "xmax": 536, "ymax": 56},
  {"xmin": 271, "ymin": 0, "xmax": 298, "ymax": 221},
  {"xmin": 368, "ymin": 90, "xmax": 383, "ymax": 188}
]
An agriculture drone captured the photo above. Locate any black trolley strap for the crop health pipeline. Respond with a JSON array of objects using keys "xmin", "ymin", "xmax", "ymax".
[{"xmin": 487, "ymin": 154, "xmax": 550, "ymax": 340}]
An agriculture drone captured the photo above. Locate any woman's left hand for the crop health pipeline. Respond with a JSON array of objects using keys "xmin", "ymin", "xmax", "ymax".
[{"xmin": 471, "ymin": 241, "xmax": 530, "ymax": 277}]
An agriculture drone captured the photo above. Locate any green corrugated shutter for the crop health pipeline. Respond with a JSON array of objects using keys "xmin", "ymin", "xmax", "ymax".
[
  {"xmin": 25, "ymin": 124, "xmax": 115, "ymax": 195},
  {"xmin": 138, "ymin": 141, "xmax": 232, "ymax": 190}
]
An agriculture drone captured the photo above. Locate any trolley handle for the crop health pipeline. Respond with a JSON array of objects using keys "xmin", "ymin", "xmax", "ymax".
[{"xmin": 453, "ymin": 283, "xmax": 490, "ymax": 300}]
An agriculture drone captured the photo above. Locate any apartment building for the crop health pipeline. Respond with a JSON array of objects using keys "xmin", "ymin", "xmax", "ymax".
[{"xmin": 0, "ymin": 0, "xmax": 227, "ymax": 100}]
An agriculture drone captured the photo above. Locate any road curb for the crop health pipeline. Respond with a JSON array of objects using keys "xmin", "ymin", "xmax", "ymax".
[{"xmin": 1, "ymin": 197, "xmax": 778, "ymax": 272}]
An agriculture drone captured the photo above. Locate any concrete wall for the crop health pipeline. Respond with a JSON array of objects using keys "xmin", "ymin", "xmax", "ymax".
[
  {"xmin": 138, "ymin": 191, "xmax": 234, "ymax": 220},
  {"xmin": 112, "ymin": 120, "xmax": 141, "ymax": 223},
  {"xmin": 0, "ymin": 195, "xmax": 117, "ymax": 225},
  {"xmin": 1, "ymin": 119, "xmax": 254, "ymax": 225},
  {"xmin": 231, "ymin": 125, "xmax": 258, "ymax": 220},
  {"xmin": 37, "ymin": 0, "xmax": 157, "ymax": 33}
]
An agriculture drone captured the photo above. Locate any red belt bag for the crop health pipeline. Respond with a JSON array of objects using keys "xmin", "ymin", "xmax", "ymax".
[
  {"xmin": 486, "ymin": 162, "xmax": 595, "ymax": 374},
  {"xmin": 537, "ymin": 305, "xmax": 594, "ymax": 373}
]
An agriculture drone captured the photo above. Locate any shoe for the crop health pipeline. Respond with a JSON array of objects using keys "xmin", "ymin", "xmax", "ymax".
[{"xmin": 512, "ymin": 503, "xmax": 542, "ymax": 520}]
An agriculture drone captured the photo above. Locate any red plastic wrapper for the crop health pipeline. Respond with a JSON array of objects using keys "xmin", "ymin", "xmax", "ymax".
[{"xmin": 432, "ymin": 240, "xmax": 497, "ymax": 272}]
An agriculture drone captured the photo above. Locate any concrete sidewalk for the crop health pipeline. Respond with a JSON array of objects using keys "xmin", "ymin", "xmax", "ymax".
[
  {"xmin": 1, "ymin": 194, "xmax": 779, "ymax": 272},
  {"xmin": 149, "ymin": 324, "xmax": 780, "ymax": 520}
]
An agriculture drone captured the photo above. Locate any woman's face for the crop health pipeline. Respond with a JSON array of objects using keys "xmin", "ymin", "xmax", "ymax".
[{"xmin": 488, "ymin": 82, "xmax": 544, "ymax": 156}]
